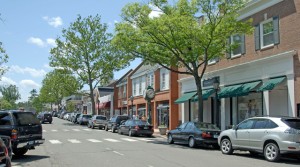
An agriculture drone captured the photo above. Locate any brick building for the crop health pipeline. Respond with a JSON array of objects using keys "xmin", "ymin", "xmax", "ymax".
[{"xmin": 177, "ymin": 0, "xmax": 300, "ymax": 130}]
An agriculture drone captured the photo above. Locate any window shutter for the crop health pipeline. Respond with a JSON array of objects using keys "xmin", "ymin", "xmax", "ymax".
[
  {"xmin": 241, "ymin": 34, "xmax": 246, "ymax": 55},
  {"xmin": 226, "ymin": 37, "xmax": 231, "ymax": 59},
  {"xmin": 273, "ymin": 16, "xmax": 280, "ymax": 45},
  {"xmin": 254, "ymin": 24, "xmax": 260, "ymax": 50}
]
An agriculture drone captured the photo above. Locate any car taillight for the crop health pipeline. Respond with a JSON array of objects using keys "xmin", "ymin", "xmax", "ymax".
[
  {"xmin": 11, "ymin": 129, "xmax": 18, "ymax": 140},
  {"xmin": 201, "ymin": 132, "xmax": 212, "ymax": 138},
  {"xmin": 135, "ymin": 126, "xmax": 140, "ymax": 130}
]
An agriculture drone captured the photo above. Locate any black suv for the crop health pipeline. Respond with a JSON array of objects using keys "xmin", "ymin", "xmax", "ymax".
[
  {"xmin": 0, "ymin": 110, "xmax": 45, "ymax": 156},
  {"xmin": 105, "ymin": 115, "xmax": 130, "ymax": 133},
  {"xmin": 37, "ymin": 112, "xmax": 53, "ymax": 124}
]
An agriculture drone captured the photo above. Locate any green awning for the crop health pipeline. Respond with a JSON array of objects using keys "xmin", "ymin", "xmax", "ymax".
[
  {"xmin": 218, "ymin": 84, "xmax": 243, "ymax": 98},
  {"xmin": 174, "ymin": 92, "xmax": 197, "ymax": 104},
  {"xmin": 257, "ymin": 77, "xmax": 286, "ymax": 92},
  {"xmin": 237, "ymin": 81, "xmax": 261, "ymax": 96},
  {"xmin": 193, "ymin": 89, "xmax": 215, "ymax": 101}
]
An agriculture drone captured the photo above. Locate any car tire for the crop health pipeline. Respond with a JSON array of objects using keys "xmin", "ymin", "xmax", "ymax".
[
  {"xmin": 264, "ymin": 142, "xmax": 281, "ymax": 162},
  {"xmin": 13, "ymin": 148, "xmax": 28, "ymax": 156},
  {"xmin": 221, "ymin": 138, "xmax": 233, "ymax": 155},
  {"xmin": 105, "ymin": 125, "xmax": 108, "ymax": 131},
  {"xmin": 188, "ymin": 137, "xmax": 196, "ymax": 148},
  {"xmin": 49, "ymin": 121, "xmax": 52, "ymax": 124},
  {"xmin": 168, "ymin": 134, "xmax": 174, "ymax": 144}
]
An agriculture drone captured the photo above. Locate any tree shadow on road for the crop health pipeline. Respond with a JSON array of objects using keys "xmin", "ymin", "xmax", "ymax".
[{"xmin": 12, "ymin": 155, "xmax": 50, "ymax": 165}]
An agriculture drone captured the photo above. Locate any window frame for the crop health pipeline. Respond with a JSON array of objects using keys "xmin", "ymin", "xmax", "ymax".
[
  {"xmin": 260, "ymin": 18, "xmax": 274, "ymax": 49},
  {"xmin": 230, "ymin": 34, "xmax": 243, "ymax": 58}
]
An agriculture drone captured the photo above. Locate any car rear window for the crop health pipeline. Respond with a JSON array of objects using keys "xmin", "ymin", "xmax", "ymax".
[
  {"xmin": 133, "ymin": 120, "xmax": 149, "ymax": 125},
  {"xmin": 283, "ymin": 119, "xmax": 300, "ymax": 130},
  {"xmin": 13, "ymin": 112, "xmax": 40, "ymax": 125},
  {"xmin": 44, "ymin": 113, "xmax": 52, "ymax": 117},
  {"xmin": 96, "ymin": 116, "xmax": 106, "ymax": 120},
  {"xmin": 195, "ymin": 122, "xmax": 220, "ymax": 130},
  {"xmin": 0, "ymin": 113, "xmax": 12, "ymax": 125}
]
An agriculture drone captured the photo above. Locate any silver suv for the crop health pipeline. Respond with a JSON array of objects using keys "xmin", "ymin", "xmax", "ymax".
[{"xmin": 218, "ymin": 117, "xmax": 300, "ymax": 162}]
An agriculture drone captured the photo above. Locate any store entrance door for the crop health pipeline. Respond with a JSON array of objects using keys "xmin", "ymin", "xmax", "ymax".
[{"xmin": 157, "ymin": 105, "xmax": 169, "ymax": 128}]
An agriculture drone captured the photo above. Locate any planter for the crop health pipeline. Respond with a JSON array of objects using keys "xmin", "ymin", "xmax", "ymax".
[{"xmin": 158, "ymin": 127, "xmax": 167, "ymax": 135}]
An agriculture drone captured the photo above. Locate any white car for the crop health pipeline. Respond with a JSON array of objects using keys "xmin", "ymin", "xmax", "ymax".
[{"xmin": 218, "ymin": 116, "xmax": 300, "ymax": 162}]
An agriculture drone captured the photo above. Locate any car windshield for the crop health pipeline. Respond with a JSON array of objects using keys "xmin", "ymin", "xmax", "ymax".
[
  {"xmin": 96, "ymin": 116, "xmax": 106, "ymax": 120},
  {"xmin": 13, "ymin": 112, "xmax": 40, "ymax": 125},
  {"xmin": 133, "ymin": 120, "xmax": 149, "ymax": 125},
  {"xmin": 195, "ymin": 122, "xmax": 220, "ymax": 130},
  {"xmin": 283, "ymin": 119, "xmax": 300, "ymax": 130}
]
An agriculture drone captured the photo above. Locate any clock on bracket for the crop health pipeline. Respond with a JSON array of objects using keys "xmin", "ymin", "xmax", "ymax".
[{"xmin": 144, "ymin": 86, "xmax": 155, "ymax": 100}]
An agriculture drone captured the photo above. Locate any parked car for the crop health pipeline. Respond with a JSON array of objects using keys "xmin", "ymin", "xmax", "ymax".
[
  {"xmin": 77, "ymin": 114, "xmax": 92, "ymax": 125},
  {"xmin": 218, "ymin": 116, "xmax": 300, "ymax": 162},
  {"xmin": 52, "ymin": 111, "xmax": 58, "ymax": 117},
  {"xmin": 167, "ymin": 122, "xmax": 220, "ymax": 148},
  {"xmin": 0, "ymin": 136, "xmax": 11, "ymax": 167},
  {"xmin": 118, "ymin": 119, "xmax": 153, "ymax": 137},
  {"xmin": 72, "ymin": 113, "xmax": 81, "ymax": 123},
  {"xmin": 87, "ymin": 115, "xmax": 107, "ymax": 129},
  {"xmin": 37, "ymin": 112, "xmax": 53, "ymax": 124},
  {"xmin": 63, "ymin": 113, "xmax": 71, "ymax": 120},
  {"xmin": 0, "ymin": 110, "xmax": 44, "ymax": 156},
  {"xmin": 105, "ymin": 115, "xmax": 130, "ymax": 133}
]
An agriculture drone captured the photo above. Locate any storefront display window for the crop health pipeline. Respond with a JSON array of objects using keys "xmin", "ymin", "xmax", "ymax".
[{"xmin": 237, "ymin": 92, "xmax": 263, "ymax": 123}]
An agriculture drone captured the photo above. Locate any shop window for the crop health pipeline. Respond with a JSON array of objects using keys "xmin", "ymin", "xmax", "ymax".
[
  {"xmin": 123, "ymin": 85, "xmax": 126, "ymax": 97},
  {"xmin": 237, "ymin": 93, "xmax": 263, "ymax": 123}
]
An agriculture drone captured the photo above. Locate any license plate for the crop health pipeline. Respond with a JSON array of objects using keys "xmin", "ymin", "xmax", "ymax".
[
  {"xmin": 144, "ymin": 127, "xmax": 149, "ymax": 129},
  {"xmin": 213, "ymin": 135, "xmax": 219, "ymax": 138},
  {"xmin": 29, "ymin": 141, "xmax": 35, "ymax": 145}
]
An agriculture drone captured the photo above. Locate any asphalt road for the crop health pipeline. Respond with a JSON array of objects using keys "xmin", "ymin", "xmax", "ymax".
[{"xmin": 11, "ymin": 117, "xmax": 300, "ymax": 167}]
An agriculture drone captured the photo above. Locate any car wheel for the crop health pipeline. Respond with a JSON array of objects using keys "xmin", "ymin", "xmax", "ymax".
[
  {"xmin": 105, "ymin": 125, "xmax": 108, "ymax": 131},
  {"xmin": 49, "ymin": 121, "xmax": 52, "ymax": 124},
  {"xmin": 188, "ymin": 137, "xmax": 196, "ymax": 148},
  {"xmin": 167, "ymin": 134, "xmax": 174, "ymax": 144},
  {"xmin": 221, "ymin": 138, "xmax": 233, "ymax": 155},
  {"xmin": 13, "ymin": 148, "xmax": 28, "ymax": 156},
  {"xmin": 264, "ymin": 142, "xmax": 281, "ymax": 162}
]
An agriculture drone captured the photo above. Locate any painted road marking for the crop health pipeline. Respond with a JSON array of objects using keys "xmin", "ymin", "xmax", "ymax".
[
  {"xmin": 136, "ymin": 138, "xmax": 154, "ymax": 142},
  {"xmin": 63, "ymin": 129, "xmax": 70, "ymax": 131},
  {"xmin": 121, "ymin": 138, "xmax": 138, "ymax": 142},
  {"xmin": 43, "ymin": 130, "xmax": 46, "ymax": 132},
  {"xmin": 113, "ymin": 151, "xmax": 124, "ymax": 156},
  {"xmin": 104, "ymin": 138, "xmax": 120, "ymax": 142},
  {"xmin": 82, "ymin": 129, "xmax": 92, "ymax": 131},
  {"xmin": 68, "ymin": 139, "xmax": 81, "ymax": 143},
  {"xmin": 49, "ymin": 140, "xmax": 62, "ymax": 144},
  {"xmin": 72, "ymin": 129, "xmax": 80, "ymax": 132},
  {"xmin": 87, "ymin": 139, "xmax": 102, "ymax": 143},
  {"xmin": 51, "ymin": 130, "xmax": 58, "ymax": 132}
]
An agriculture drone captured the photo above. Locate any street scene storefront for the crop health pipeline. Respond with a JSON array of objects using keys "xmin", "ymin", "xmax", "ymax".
[{"xmin": 178, "ymin": 50, "xmax": 295, "ymax": 130}]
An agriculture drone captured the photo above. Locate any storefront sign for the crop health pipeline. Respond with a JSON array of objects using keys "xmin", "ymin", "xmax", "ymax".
[{"xmin": 203, "ymin": 76, "xmax": 219, "ymax": 87}]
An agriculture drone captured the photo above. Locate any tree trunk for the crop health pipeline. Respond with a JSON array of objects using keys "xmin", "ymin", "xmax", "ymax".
[
  {"xmin": 88, "ymin": 79, "xmax": 95, "ymax": 115},
  {"xmin": 194, "ymin": 76, "xmax": 203, "ymax": 122}
]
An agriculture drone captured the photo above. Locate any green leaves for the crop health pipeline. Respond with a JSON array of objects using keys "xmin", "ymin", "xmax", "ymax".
[{"xmin": 0, "ymin": 85, "xmax": 21, "ymax": 105}]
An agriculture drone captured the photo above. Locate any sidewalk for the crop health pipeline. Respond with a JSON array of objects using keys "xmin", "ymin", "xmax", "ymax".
[{"xmin": 153, "ymin": 129, "xmax": 168, "ymax": 139}]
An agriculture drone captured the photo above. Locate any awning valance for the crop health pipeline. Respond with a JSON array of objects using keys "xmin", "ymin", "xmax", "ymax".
[
  {"xmin": 218, "ymin": 81, "xmax": 262, "ymax": 98},
  {"xmin": 98, "ymin": 102, "xmax": 111, "ymax": 109},
  {"xmin": 174, "ymin": 92, "xmax": 197, "ymax": 104},
  {"xmin": 256, "ymin": 77, "xmax": 286, "ymax": 92},
  {"xmin": 193, "ymin": 89, "xmax": 215, "ymax": 101}
]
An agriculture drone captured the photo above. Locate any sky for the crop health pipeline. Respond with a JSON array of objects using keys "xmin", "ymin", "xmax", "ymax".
[{"xmin": 0, "ymin": 0, "xmax": 161, "ymax": 102}]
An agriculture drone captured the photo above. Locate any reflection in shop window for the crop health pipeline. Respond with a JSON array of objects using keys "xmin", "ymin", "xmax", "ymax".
[{"xmin": 237, "ymin": 93, "xmax": 263, "ymax": 123}]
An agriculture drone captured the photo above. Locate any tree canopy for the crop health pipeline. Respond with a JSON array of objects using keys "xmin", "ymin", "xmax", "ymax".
[
  {"xmin": 0, "ymin": 14, "xmax": 8, "ymax": 79},
  {"xmin": 39, "ymin": 69, "xmax": 80, "ymax": 106},
  {"xmin": 0, "ymin": 84, "xmax": 21, "ymax": 108},
  {"xmin": 50, "ymin": 15, "xmax": 132, "ymax": 114},
  {"xmin": 113, "ymin": 0, "xmax": 253, "ymax": 122}
]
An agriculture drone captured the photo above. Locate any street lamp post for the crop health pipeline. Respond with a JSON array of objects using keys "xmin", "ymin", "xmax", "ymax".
[
  {"xmin": 130, "ymin": 95, "xmax": 134, "ymax": 118},
  {"xmin": 213, "ymin": 78, "xmax": 220, "ymax": 127}
]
